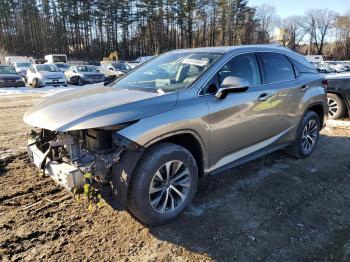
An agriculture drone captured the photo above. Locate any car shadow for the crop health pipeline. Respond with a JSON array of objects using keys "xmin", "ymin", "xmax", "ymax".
[{"xmin": 147, "ymin": 133, "xmax": 350, "ymax": 261}]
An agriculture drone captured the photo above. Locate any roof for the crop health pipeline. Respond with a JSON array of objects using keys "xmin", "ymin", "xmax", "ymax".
[
  {"xmin": 169, "ymin": 44, "xmax": 291, "ymax": 54},
  {"xmin": 168, "ymin": 44, "xmax": 312, "ymax": 68}
]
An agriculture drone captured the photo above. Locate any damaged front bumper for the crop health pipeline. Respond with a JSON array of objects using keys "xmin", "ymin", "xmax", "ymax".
[
  {"xmin": 28, "ymin": 137, "xmax": 85, "ymax": 190},
  {"xmin": 27, "ymin": 128, "xmax": 145, "ymax": 207},
  {"xmin": 26, "ymin": 129, "xmax": 133, "ymax": 194}
]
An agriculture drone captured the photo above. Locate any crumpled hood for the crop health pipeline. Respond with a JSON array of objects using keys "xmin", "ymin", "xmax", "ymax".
[
  {"xmin": 40, "ymin": 71, "xmax": 65, "ymax": 79},
  {"xmin": 23, "ymin": 86, "xmax": 178, "ymax": 131}
]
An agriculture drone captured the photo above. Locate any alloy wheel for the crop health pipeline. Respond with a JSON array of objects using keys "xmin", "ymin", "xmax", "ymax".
[
  {"xmin": 327, "ymin": 97, "xmax": 339, "ymax": 118},
  {"xmin": 149, "ymin": 160, "xmax": 191, "ymax": 214},
  {"xmin": 302, "ymin": 119, "xmax": 318, "ymax": 153}
]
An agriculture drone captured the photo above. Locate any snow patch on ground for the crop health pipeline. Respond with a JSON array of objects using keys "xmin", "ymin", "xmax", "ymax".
[{"xmin": 0, "ymin": 83, "xmax": 102, "ymax": 97}]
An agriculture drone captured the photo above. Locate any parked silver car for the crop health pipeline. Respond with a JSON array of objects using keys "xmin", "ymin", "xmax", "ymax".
[
  {"xmin": 24, "ymin": 45, "xmax": 327, "ymax": 225},
  {"xmin": 65, "ymin": 65, "xmax": 105, "ymax": 85}
]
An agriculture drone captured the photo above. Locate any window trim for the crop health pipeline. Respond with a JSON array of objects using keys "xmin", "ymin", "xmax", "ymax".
[{"xmin": 198, "ymin": 50, "xmax": 307, "ymax": 97}]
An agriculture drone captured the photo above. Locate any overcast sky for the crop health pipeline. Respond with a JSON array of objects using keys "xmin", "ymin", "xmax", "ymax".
[{"xmin": 249, "ymin": 0, "xmax": 350, "ymax": 17}]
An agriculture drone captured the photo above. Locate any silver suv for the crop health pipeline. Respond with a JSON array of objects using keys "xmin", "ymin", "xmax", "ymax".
[{"xmin": 24, "ymin": 45, "xmax": 327, "ymax": 225}]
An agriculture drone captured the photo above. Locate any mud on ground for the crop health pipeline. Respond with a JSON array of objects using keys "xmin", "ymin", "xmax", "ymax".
[{"xmin": 0, "ymin": 93, "xmax": 350, "ymax": 261}]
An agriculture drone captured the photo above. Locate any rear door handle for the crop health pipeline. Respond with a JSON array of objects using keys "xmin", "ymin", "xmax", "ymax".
[
  {"xmin": 258, "ymin": 92, "xmax": 271, "ymax": 101},
  {"xmin": 300, "ymin": 85, "xmax": 309, "ymax": 91}
]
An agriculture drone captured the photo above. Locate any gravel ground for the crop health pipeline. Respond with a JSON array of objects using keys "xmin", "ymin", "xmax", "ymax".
[{"xmin": 0, "ymin": 87, "xmax": 350, "ymax": 261}]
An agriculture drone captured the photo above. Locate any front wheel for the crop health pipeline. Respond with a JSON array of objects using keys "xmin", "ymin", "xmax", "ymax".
[
  {"xmin": 33, "ymin": 78, "xmax": 41, "ymax": 88},
  {"xmin": 287, "ymin": 111, "xmax": 320, "ymax": 158},
  {"xmin": 127, "ymin": 143, "xmax": 198, "ymax": 225},
  {"xmin": 77, "ymin": 77, "xmax": 84, "ymax": 86}
]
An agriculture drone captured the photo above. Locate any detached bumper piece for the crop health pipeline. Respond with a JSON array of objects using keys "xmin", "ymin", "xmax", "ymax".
[{"xmin": 28, "ymin": 138, "xmax": 84, "ymax": 190}]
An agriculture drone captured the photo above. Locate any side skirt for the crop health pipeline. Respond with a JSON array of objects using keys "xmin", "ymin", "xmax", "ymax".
[{"xmin": 208, "ymin": 142, "xmax": 290, "ymax": 176}]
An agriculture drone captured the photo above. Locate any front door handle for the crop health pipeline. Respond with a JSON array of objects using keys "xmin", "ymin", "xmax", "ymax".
[{"xmin": 258, "ymin": 92, "xmax": 271, "ymax": 101}]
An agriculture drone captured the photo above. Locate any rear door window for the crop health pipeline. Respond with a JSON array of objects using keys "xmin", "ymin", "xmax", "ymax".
[{"xmin": 259, "ymin": 52, "xmax": 295, "ymax": 83}]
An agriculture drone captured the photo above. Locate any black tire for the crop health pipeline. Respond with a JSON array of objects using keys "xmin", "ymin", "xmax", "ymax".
[
  {"xmin": 33, "ymin": 78, "xmax": 41, "ymax": 88},
  {"xmin": 287, "ymin": 111, "xmax": 320, "ymax": 159},
  {"xmin": 77, "ymin": 77, "xmax": 84, "ymax": 86},
  {"xmin": 127, "ymin": 142, "xmax": 198, "ymax": 225},
  {"xmin": 327, "ymin": 93, "xmax": 346, "ymax": 120}
]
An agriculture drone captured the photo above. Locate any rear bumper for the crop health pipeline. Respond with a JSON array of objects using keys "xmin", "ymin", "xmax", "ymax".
[{"xmin": 27, "ymin": 138, "xmax": 84, "ymax": 190}]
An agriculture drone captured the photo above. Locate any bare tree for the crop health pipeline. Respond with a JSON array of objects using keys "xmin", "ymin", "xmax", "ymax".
[
  {"xmin": 281, "ymin": 15, "xmax": 307, "ymax": 51},
  {"xmin": 305, "ymin": 9, "xmax": 338, "ymax": 55},
  {"xmin": 334, "ymin": 13, "xmax": 350, "ymax": 59},
  {"xmin": 0, "ymin": 43, "xmax": 8, "ymax": 64},
  {"xmin": 255, "ymin": 4, "xmax": 278, "ymax": 43}
]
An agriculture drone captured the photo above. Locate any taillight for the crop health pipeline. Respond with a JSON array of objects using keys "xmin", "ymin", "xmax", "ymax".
[{"xmin": 322, "ymin": 79, "xmax": 328, "ymax": 89}]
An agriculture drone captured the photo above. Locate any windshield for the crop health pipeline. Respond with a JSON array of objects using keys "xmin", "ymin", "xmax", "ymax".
[
  {"xmin": 77, "ymin": 66, "xmax": 99, "ymax": 72},
  {"xmin": 37, "ymin": 64, "xmax": 60, "ymax": 72},
  {"xmin": 0, "ymin": 66, "xmax": 17, "ymax": 74},
  {"xmin": 113, "ymin": 52, "xmax": 222, "ymax": 92},
  {"xmin": 16, "ymin": 62, "xmax": 32, "ymax": 68}
]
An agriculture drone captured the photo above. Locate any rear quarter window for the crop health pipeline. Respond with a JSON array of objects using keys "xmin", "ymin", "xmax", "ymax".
[
  {"xmin": 259, "ymin": 52, "xmax": 295, "ymax": 83},
  {"xmin": 289, "ymin": 58, "xmax": 318, "ymax": 74}
]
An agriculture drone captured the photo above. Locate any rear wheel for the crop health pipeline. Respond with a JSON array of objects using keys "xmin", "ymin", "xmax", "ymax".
[
  {"xmin": 327, "ymin": 93, "xmax": 346, "ymax": 120},
  {"xmin": 128, "ymin": 143, "xmax": 198, "ymax": 225},
  {"xmin": 287, "ymin": 111, "xmax": 320, "ymax": 158}
]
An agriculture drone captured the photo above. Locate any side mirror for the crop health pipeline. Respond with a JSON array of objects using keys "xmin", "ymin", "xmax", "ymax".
[
  {"xmin": 215, "ymin": 76, "xmax": 249, "ymax": 99},
  {"xmin": 109, "ymin": 67, "xmax": 115, "ymax": 71}
]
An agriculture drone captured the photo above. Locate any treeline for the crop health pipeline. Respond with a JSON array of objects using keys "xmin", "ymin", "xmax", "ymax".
[
  {"xmin": 0, "ymin": 1, "xmax": 349, "ymax": 60},
  {"xmin": 0, "ymin": 0, "xmax": 266, "ymax": 60}
]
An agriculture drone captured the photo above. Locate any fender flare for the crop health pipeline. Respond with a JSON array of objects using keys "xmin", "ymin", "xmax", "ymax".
[{"xmin": 110, "ymin": 129, "xmax": 207, "ymax": 208}]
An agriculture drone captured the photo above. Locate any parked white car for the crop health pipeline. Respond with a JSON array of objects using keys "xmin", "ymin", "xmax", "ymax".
[{"xmin": 27, "ymin": 64, "xmax": 67, "ymax": 88}]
